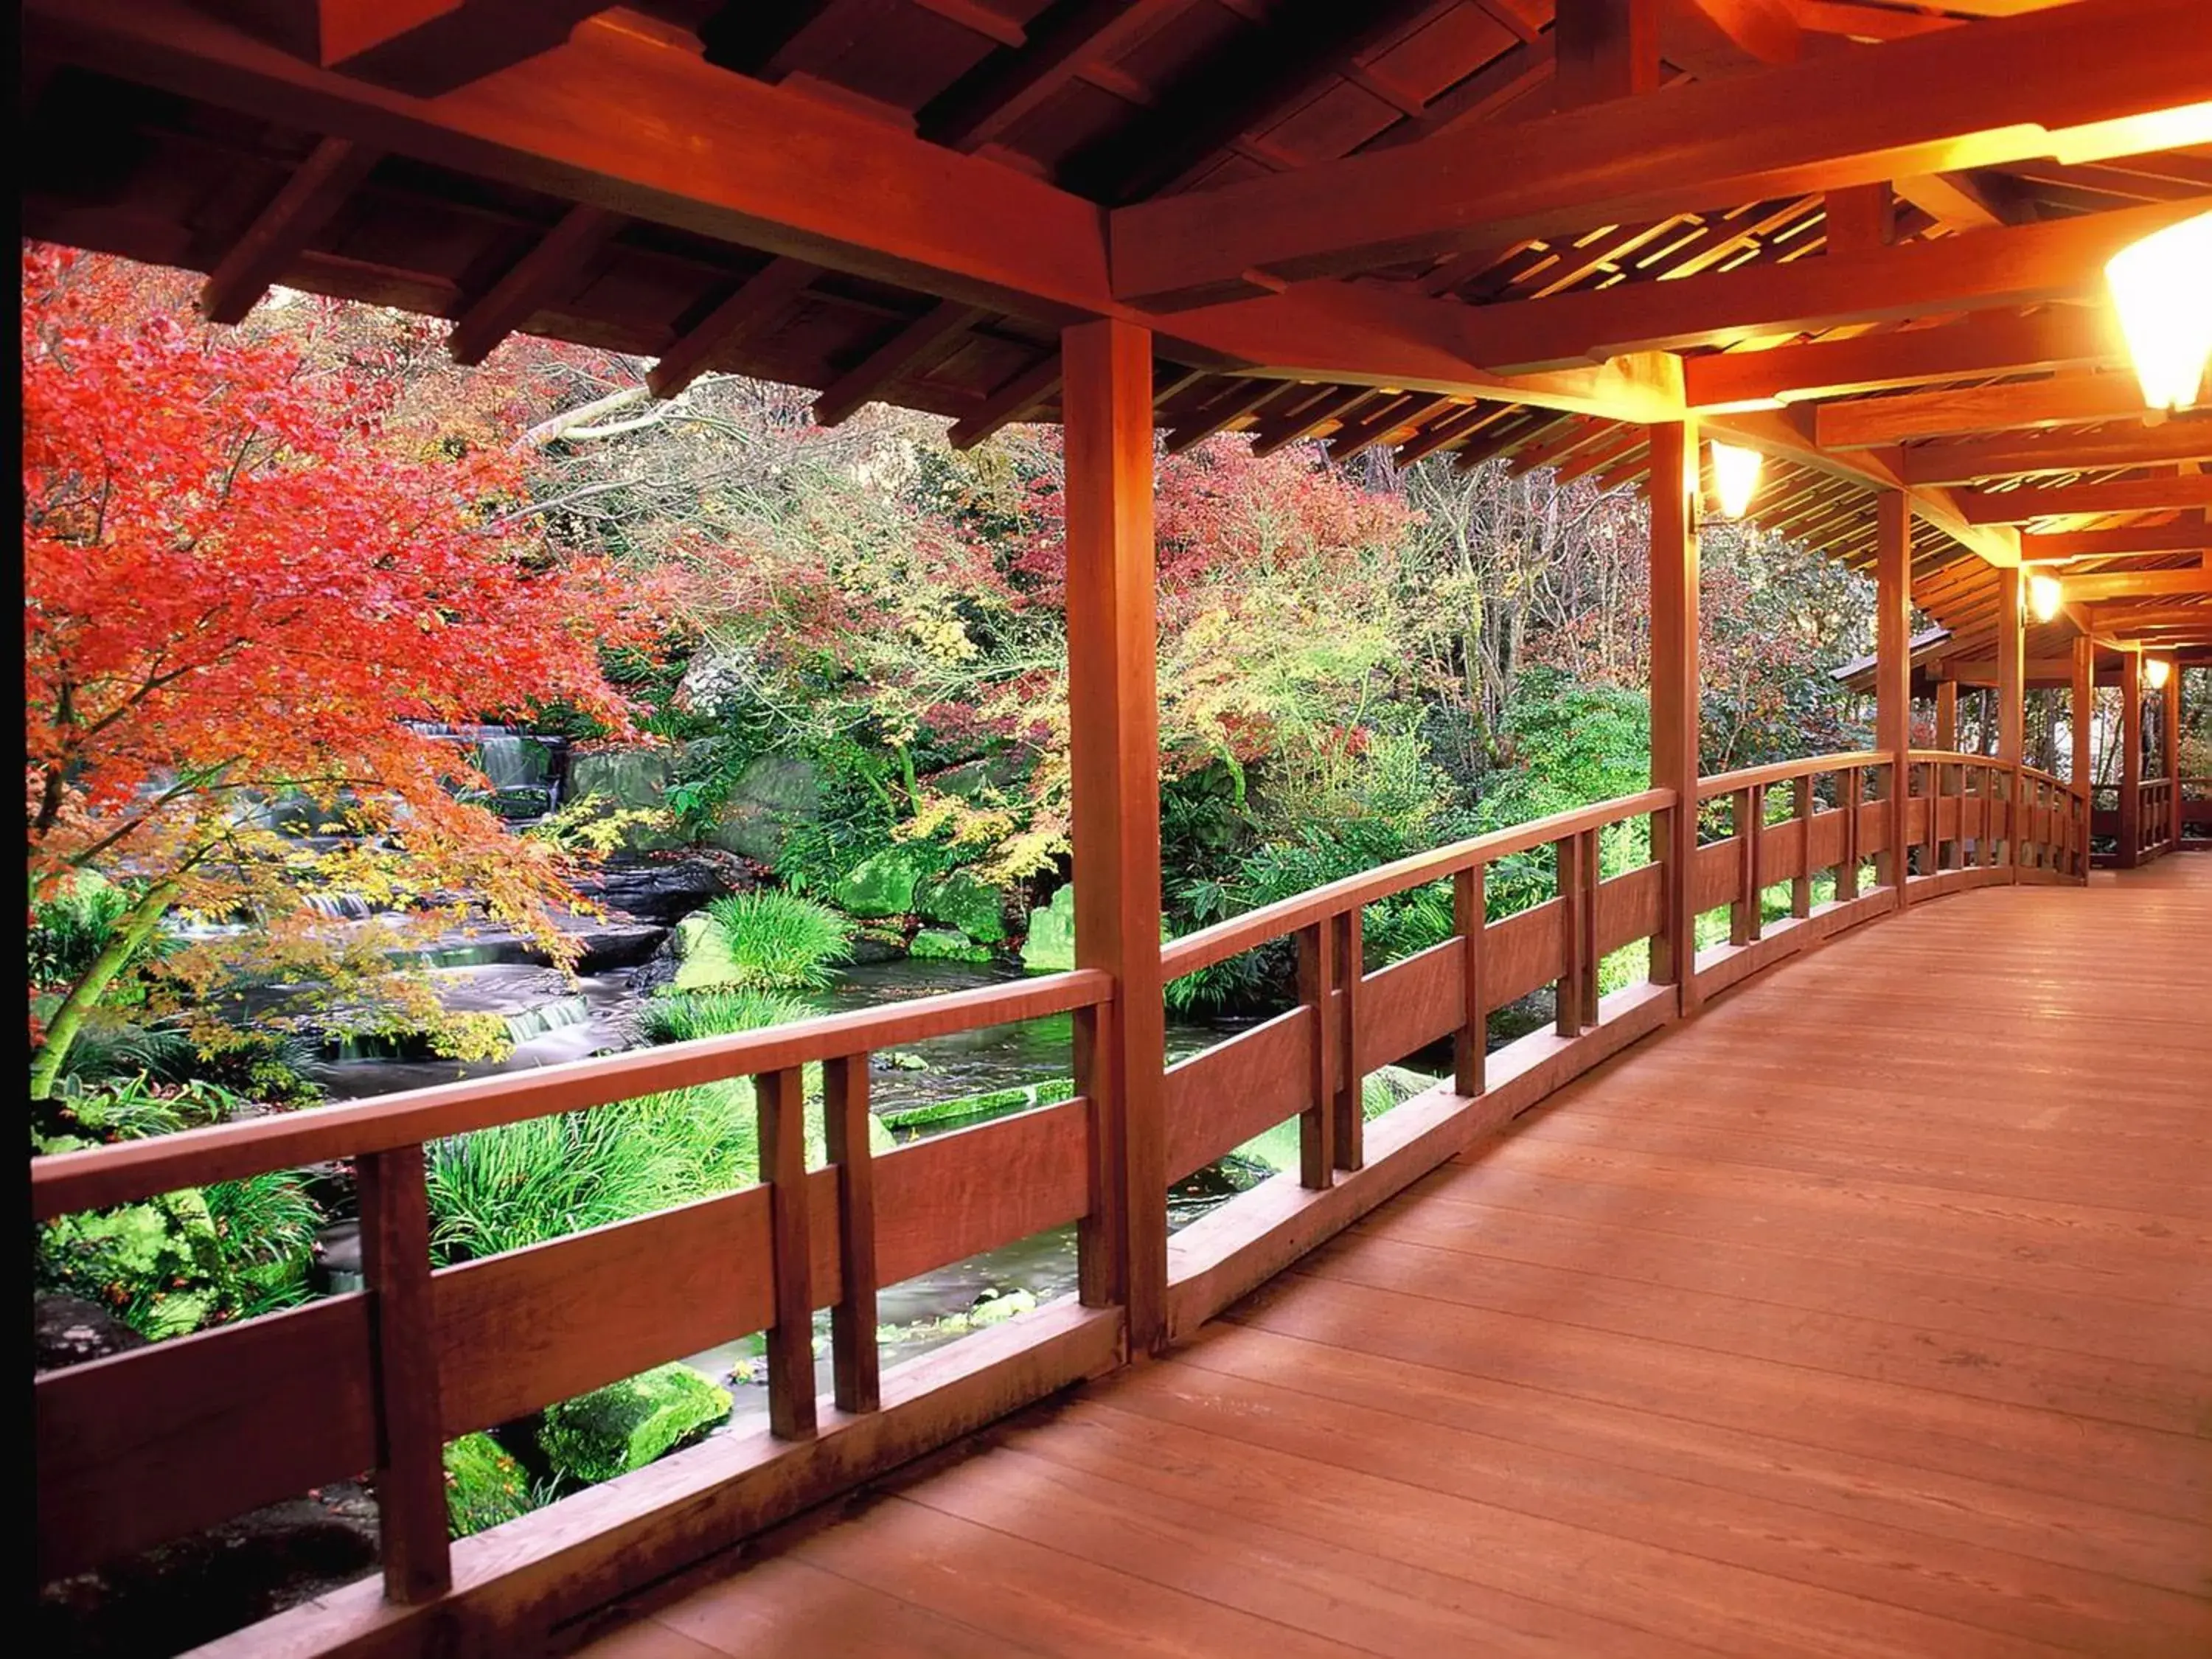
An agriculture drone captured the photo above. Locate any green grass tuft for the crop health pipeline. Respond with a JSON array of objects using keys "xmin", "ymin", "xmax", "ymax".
[
  {"xmin": 694, "ymin": 890, "xmax": 854, "ymax": 990},
  {"xmin": 639, "ymin": 988, "xmax": 815, "ymax": 1046}
]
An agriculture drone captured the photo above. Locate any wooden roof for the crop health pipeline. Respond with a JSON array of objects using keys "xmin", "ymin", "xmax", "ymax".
[{"xmin": 21, "ymin": 0, "xmax": 2212, "ymax": 664}]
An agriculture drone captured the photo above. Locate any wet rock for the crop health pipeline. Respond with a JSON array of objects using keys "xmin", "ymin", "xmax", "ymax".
[
  {"xmin": 846, "ymin": 924, "xmax": 907, "ymax": 966},
  {"xmin": 564, "ymin": 917, "xmax": 667, "ymax": 973},
  {"xmin": 571, "ymin": 855, "xmax": 737, "ymax": 925},
  {"xmin": 910, "ymin": 928, "xmax": 992, "ymax": 963},
  {"xmin": 1020, "ymin": 884, "xmax": 1076, "ymax": 973},
  {"xmin": 36, "ymin": 1485, "xmax": 380, "ymax": 1658},
  {"xmin": 833, "ymin": 849, "xmax": 923, "ymax": 918},
  {"xmin": 34, "ymin": 1295, "xmax": 145, "ymax": 1373},
  {"xmin": 918, "ymin": 869, "xmax": 1007, "ymax": 943},
  {"xmin": 705, "ymin": 754, "xmax": 821, "ymax": 863}
]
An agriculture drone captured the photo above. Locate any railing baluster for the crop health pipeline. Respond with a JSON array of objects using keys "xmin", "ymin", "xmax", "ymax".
[
  {"xmin": 1792, "ymin": 775, "xmax": 1815, "ymax": 919},
  {"xmin": 1575, "ymin": 828, "xmax": 1599, "ymax": 1028},
  {"xmin": 757, "ymin": 1065, "xmax": 816, "ymax": 1441},
  {"xmin": 1556, "ymin": 835, "xmax": 1585, "ymax": 1037},
  {"xmin": 1453, "ymin": 862, "xmax": 1486, "ymax": 1097},
  {"xmin": 822, "ymin": 1053, "xmax": 878, "ymax": 1416},
  {"xmin": 1731, "ymin": 785, "xmax": 1761, "ymax": 946},
  {"xmin": 358, "ymin": 1144, "xmax": 451, "ymax": 1603},
  {"xmin": 1295, "ymin": 921, "xmax": 1336, "ymax": 1188},
  {"xmin": 1837, "ymin": 767, "xmax": 1860, "ymax": 900},
  {"xmin": 1333, "ymin": 907, "xmax": 1363, "ymax": 1171}
]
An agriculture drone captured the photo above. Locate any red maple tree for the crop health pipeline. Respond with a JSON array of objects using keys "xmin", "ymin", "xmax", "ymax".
[{"xmin": 24, "ymin": 246, "xmax": 648, "ymax": 1095}]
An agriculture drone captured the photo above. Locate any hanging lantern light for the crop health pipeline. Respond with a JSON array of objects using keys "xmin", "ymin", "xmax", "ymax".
[
  {"xmin": 1708, "ymin": 441, "xmax": 1763, "ymax": 518},
  {"xmin": 2104, "ymin": 209, "xmax": 2212, "ymax": 412},
  {"xmin": 2027, "ymin": 572, "xmax": 2064, "ymax": 623},
  {"xmin": 2146, "ymin": 656, "xmax": 2172, "ymax": 692}
]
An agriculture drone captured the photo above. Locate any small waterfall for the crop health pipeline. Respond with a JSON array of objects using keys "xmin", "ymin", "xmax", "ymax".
[
  {"xmin": 304, "ymin": 891, "xmax": 378, "ymax": 921},
  {"xmin": 503, "ymin": 995, "xmax": 591, "ymax": 1045}
]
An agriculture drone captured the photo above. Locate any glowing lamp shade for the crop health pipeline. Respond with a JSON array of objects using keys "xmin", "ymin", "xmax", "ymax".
[
  {"xmin": 2104, "ymin": 209, "xmax": 2212, "ymax": 412},
  {"xmin": 2027, "ymin": 572, "xmax": 2064, "ymax": 622},
  {"xmin": 2146, "ymin": 656, "xmax": 2171, "ymax": 692},
  {"xmin": 1708, "ymin": 441, "xmax": 1763, "ymax": 518}
]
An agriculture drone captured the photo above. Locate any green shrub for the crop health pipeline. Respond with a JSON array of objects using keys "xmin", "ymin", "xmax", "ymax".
[
  {"xmin": 28, "ymin": 872, "xmax": 137, "ymax": 991},
  {"xmin": 639, "ymin": 988, "xmax": 815, "ymax": 1046},
  {"xmin": 698, "ymin": 891, "xmax": 854, "ymax": 989},
  {"xmin": 444, "ymin": 1433, "xmax": 535, "ymax": 1537},
  {"xmin": 538, "ymin": 1363, "xmax": 731, "ymax": 1486}
]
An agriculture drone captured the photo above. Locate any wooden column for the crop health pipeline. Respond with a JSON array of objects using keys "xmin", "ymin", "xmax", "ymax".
[
  {"xmin": 357, "ymin": 1147, "xmax": 450, "ymax": 1601},
  {"xmin": 1875, "ymin": 492, "xmax": 1913, "ymax": 902},
  {"xmin": 1646, "ymin": 418, "xmax": 1700, "ymax": 1014},
  {"xmin": 2163, "ymin": 661, "xmax": 2183, "ymax": 851},
  {"xmin": 2070, "ymin": 633, "xmax": 2093, "ymax": 880},
  {"xmin": 1996, "ymin": 566, "xmax": 2025, "ymax": 876},
  {"xmin": 1062, "ymin": 317, "xmax": 1167, "ymax": 1356},
  {"xmin": 2118, "ymin": 651, "xmax": 2143, "ymax": 869},
  {"xmin": 1934, "ymin": 679, "xmax": 1958, "ymax": 751}
]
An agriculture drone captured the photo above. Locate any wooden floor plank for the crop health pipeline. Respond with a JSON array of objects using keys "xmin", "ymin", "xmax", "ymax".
[{"xmin": 579, "ymin": 861, "xmax": 2212, "ymax": 1657}]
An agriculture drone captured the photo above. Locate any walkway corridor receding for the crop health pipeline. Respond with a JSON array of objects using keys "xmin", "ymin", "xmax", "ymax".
[{"xmin": 582, "ymin": 860, "xmax": 2212, "ymax": 1659}]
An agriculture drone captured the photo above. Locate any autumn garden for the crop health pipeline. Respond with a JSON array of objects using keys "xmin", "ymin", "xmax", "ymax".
[{"xmin": 30, "ymin": 243, "xmax": 2191, "ymax": 1647}]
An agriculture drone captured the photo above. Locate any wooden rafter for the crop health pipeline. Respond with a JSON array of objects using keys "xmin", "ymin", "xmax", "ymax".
[
  {"xmin": 1451, "ymin": 197, "xmax": 2208, "ymax": 373},
  {"xmin": 947, "ymin": 352, "xmax": 1063, "ymax": 449},
  {"xmin": 1164, "ymin": 380, "xmax": 1293, "ymax": 453},
  {"xmin": 1684, "ymin": 307, "xmax": 2123, "ymax": 408},
  {"xmin": 918, "ymin": 0, "xmax": 1189, "ymax": 150},
  {"xmin": 1392, "ymin": 403, "xmax": 1506, "ymax": 466},
  {"xmin": 813, "ymin": 300, "xmax": 987, "ymax": 428},
  {"xmin": 1957, "ymin": 475, "xmax": 2212, "ymax": 523},
  {"xmin": 1813, "ymin": 372, "xmax": 2155, "ymax": 449},
  {"xmin": 1107, "ymin": 0, "xmax": 2212, "ymax": 303},
  {"xmin": 2022, "ymin": 522, "xmax": 2212, "ymax": 561},
  {"xmin": 1902, "ymin": 422, "xmax": 2212, "ymax": 485},
  {"xmin": 198, "ymin": 136, "xmax": 379, "ymax": 324},
  {"xmin": 1326, "ymin": 393, "xmax": 1457, "ymax": 462},
  {"xmin": 649, "ymin": 258, "xmax": 821, "ymax": 400},
  {"xmin": 448, "ymin": 204, "xmax": 621, "ymax": 366},
  {"xmin": 2060, "ymin": 559, "xmax": 2211, "ymax": 602},
  {"xmin": 1249, "ymin": 386, "xmax": 1371, "ymax": 456}
]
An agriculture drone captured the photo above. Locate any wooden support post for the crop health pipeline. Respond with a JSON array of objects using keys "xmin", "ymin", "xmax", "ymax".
[
  {"xmin": 1577, "ymin": 828, "xmax": 1601, "ymax": 1029},
  {"xmin": 1453, "ymin": 864, "xmax": 1487, "ymax": 1098},
  {"xmin": 2119, "ymin": 651, "xmax": 2143, "ymax": 869},
  {"xmin": 357, "ymin": 1146, "xmax": 450, "ymax": 1603},
  {"xmin": 2070, "ymin": 635, "xmax": 2091, "ymax": 880},
  {"xmin": 1554, "ymin": 0, "xmax": 1660, "ymax": 108},
  {"xmin": 1935, "ymin": 680, "xmax": 1958, "ymax": 753},
  {"xmin": 757, "ymin": 1065, "xmax": 816, "ymax": 1441},
  {"xmin": 1792, "ymin": 775, "xmax": 1815, "ymax": 919},
  {"xmin": 1837, "ymin": 765, "xmax": 1860, "ymax": 900},
  {"xmin": 1876, "ymin": 492, "xmax": 1913, "ymax": 902},
  {"xmin": 1924, "ymin": 762, "xmax": 1942, "ymax": 872},
  {"xmin": 1556, "ymin": 835, "xmax": 1585, "ymax": 1037},
  {"xmin": 1997, "ymin": 566, "xmax": 2025, "ymax": 877},
  {"xmin": 822, "ymin": 1053, "xmax": 877, "ymax": 1416},
  {"xmin": 1646, "ymin": 419, "xmax": 1700, "ymax": 1012},
  {"xmin": 2163, "ymin": 661, "xmax": 2183, "ymax": 853},
  {"xmin": 1062, "ymin": 320, "xmax": 1166, "ymax": 1354},
  {"xmin": 1731, "ymin": 786, "xmax": 1761, "ymax": 945},
  {"xmin": 1333, "ymin": 908, "xmax": 1363, "ymax": 1172},
  {"xmin": 1296, "ymin": 922, "xmax": 1337, "ymax": 1188}
]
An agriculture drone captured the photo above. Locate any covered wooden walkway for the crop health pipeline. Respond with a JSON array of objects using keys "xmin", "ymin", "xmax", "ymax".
[{"xmin": 582, "ymin": 858, "xmax": 2212, "ymax": 1659}]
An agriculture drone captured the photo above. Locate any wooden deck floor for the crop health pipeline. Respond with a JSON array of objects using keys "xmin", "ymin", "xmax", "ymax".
[{"xmin": 580, "ymin": 859, "xmax": 2212, "ymax": 1659}]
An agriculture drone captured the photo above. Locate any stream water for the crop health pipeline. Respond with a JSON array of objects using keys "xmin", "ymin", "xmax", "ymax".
[{"xmin": 302, "ymin": 936, "xmax": 1267, "ymax": 1414}]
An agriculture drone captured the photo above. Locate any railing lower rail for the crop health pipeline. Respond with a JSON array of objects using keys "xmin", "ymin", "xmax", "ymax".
[{"xmin": 29, "ymin": 751, "xmax": 2091, "ymax": 1658}]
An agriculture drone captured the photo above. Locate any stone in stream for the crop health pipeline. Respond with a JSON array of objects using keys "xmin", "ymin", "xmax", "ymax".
[
  {"xmin": 1020, "ymin": 883, "xmax": 1076, "ymax": 973},
  {"xmin": 917, "ymin": 869, "xmax": 1007, "ymax": 943},
  {"xmin": 909, "ymin": 927, "xmax": 992, "ymax": 962},
  {"xmin": 570, "ymin": 854, "xmax": 744, "ymax": 925},
  {"xmin": 833, "ymin": 849, "xmax": 924, "ymax": 917}
]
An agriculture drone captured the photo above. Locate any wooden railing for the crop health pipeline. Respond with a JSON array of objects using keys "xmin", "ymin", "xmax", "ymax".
[
  {"xmin": 2091, "ymin": 774, "xmax": 2182, "ymax": 866},
  {"xmin": 2183, "ymin": 776, "xmax": 2212, "ymax": 847},
  {"xmin": 2140, "ymin": 776, "xmax": 2177, "ymax": 860},
  {"xmin": 29, "ymin": 748, "xmax": 2090, "ymax": 1658}
]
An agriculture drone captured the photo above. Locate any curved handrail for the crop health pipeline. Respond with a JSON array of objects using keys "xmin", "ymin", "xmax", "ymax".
[
  {"xmin": 1160, "ymin": 787, "xmax": 1674, "ymax": 978},
  {"xmin": 31, "ymin": 967, "xmax": 1114, "ymax": 1221},
  {"xmin": 1697, "ymin": 750, "xmax": 1885, "ymax": 799}
]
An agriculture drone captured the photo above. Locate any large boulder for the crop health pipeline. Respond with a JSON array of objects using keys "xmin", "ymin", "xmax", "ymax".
[
  {"xmin": 538, "ymin": 1363, "xmax": 732, "ymax": 1485},
  {"xmin": 1020, "ymin": 884, "xmax": 1075, "ymax": 973},
  {"xmin": 34, "ymin": 1295, "xmax": 146, "ymax": 1372},
  {"xmin": 566, "ymin": 749, "xmax": 684, "ymax": 852},
  {"xmin": 571, "ymin": 855, "xmax": 734, "ymax": 925},
  {"xmin": 918, "ymin": 870, "xmax": 1006, "ymax": 943},
  {"xmin": 833, "ymin": 849, "xmax": 924, "ymax": 918},
  {"xmin": 707, "ymin": 754, "xmax": 821, "ymax": 863}
]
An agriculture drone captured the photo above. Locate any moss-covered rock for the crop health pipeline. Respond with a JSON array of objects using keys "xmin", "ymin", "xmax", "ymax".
[
  {"xmin": 909, "ymin": 927, "xmax": 992, "ymax": 962},
  {"xmin": 538, "ymin": 1363, "xmax": 732, "ymax": 1486},
  {"xmin": 1020, "ymin": 883, "xmax": 1075, "ymax": 973},
  {"xmin": 669, "ymin": 911, "xmax": 742, "ymax": 991},
  {"xmin": 832, "ymin": 849, "xmax": 924, "ymax": 918},
  {"xmin": 917, "ymin": 870, "xmax": 1006, "ymax": 943},
  {"xmin": 444, "ymin": 1433, "xmax": 532, "ymax": 1538}
]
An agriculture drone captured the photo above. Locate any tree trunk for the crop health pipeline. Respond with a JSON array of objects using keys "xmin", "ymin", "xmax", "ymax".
[{"xmin": 29, "ymin": 879, "xmax": 178, "ymax": 1100}]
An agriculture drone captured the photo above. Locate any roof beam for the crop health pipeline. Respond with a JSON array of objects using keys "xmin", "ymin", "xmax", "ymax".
[
  {"xmin": 1555, "ymin": 0, "xmax": 1661, "ymax": 107},
  {"xmin": 2023, "ymin": 522, "xmax": 2211, "ymax": 561},
  {"xmin": 1249, "ymin": 387, "xmax": 1372, "ymax": 457},
  {"xmin": 1392, "ymin": 403, "xmax": 1502, "ymax": 466},
  {"xmin": 2059, "ymin": 559, "xmax": 2211, "ymax": 602},
  {"xmin": 1164, "ymin": 380, "xmax": 1295, "ymax": 453},
  {"xmin": 34, "ymin": 0, "xmax": 1113, "ymax": 323},
  {"xmin": 1901, "ymin": 422, "xmax": 2212, "ymax": 485},
  {"xmin": 947, "ymin": 352, "xmax": 1063, "ymax": 449},
  {"xmin": 198, "ymin": 136, "xmax": 380, "ymax": 323},
  {"xmin": 307, "ymin": 1, "xmax": 612, "ymax": 97},
  {"xmin": 1787, "ymin": 1, "xmax": 1959, "ymax": 44},
  {"xmin": 918, "ymin": 0, "xmax": 1190, "ymax": 151},
  {"xmin": 1327, "ymin": 394, "xmax": 1458, "ymax": 462},
  {"xmin": 1814, "ymin": 372, "xmax": 2154, "ymax": 449},
  {"xmin": 648, "ymin": 257, "xmax": 821, "ymax": 399},
  {"xmin": 1956, "ymin": 474, "xmax": 2212, "ymax": 522},
  {"xmin": 1107, "ymin": 0, "xmax": 2212, "ymax": 305},
  {"xmin": 448, "ymin": 203, "xmax": 622, "ymax": 366},
  {"xmin": 813, "ymin": 300, "xmax": 987, "ymax": 428},
  {"xmin": 1455, "ymin": 197, "xmax": 2207, "ymax": 373},
  {"xmin": 1684, "ymin": 306, "xmax": 2122, "ymax": 409},
  {"xmin": 1658, "ymin": 0, "xmax": 1802, "ymax": 80}
]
